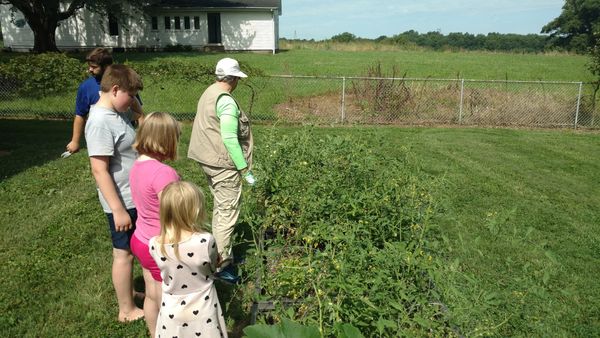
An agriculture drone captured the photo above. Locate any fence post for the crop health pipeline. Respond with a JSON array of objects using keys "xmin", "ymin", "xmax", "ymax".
[
  {"xmin": 575, "ymin": 82, "xmax": 583, "ymax": 129},
  {"xmin": 459, "ymin": 78, "xmax": 465, "ymax": 124},
  {"xmin": 341, "ymin": 77, "xmax": 346, "ymax": 123}
]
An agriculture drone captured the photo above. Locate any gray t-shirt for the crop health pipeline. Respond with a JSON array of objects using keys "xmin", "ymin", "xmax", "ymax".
[{"xmin": 85, "ymin": 105, "xmax": 137, "ymax": 213}]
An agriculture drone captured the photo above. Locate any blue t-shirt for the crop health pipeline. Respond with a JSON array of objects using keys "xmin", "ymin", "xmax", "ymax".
[
  {"xmin": 75, "ymin": 76, "xmax": 143, "ymax": 118},
  {"xmin": 75, "ymin": 76, "xmax": 101, "ymax": 117}
]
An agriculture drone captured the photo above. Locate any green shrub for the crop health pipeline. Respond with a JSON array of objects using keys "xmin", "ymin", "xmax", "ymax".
[
  {"xmin": 0, "ymin": 53, "xmax": 83, "ymax": 97},
  {"xmin": 125, "ymin": 59, "xmax": 265, "ymax": 84}
]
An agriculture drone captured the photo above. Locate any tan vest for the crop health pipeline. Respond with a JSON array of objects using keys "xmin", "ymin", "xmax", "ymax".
[{"xmin": 188, "ymin": 82, "xmax": 253, "ymax": 170}]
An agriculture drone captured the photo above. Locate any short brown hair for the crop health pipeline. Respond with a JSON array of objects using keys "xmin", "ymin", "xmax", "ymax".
[
  {"xmin": 100, "ymin": 64, "xmax": 143, "ymax": 93},
  {"xmin": 133, "ymin": 112, "xmax": 181, "ymax": 161},
  {"xmin": 85, "ymin": 48, "xmax": 113, "ymax": 67}
]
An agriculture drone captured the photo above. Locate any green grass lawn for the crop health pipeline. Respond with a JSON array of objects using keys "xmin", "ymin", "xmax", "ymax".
[
  {"xmin": 112, "ymin": 49, "xmax": 593, "ymax": 81},
  {"xmin": 1, "ymin": 120, "xmax": 599, "ymax": 337}
]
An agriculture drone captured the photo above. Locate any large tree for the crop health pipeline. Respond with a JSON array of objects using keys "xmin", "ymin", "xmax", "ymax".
[
  {"xmin": 0, "ymin": 0, "xmax": 147, "ymax": 52},
  {"xmin": 541, "ymin": 0, "xmax": 600, "ymax": 52}
]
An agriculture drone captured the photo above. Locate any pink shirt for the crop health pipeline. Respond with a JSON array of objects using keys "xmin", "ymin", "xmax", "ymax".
[{"xmin": 130, "ymin": 159, "xmax": 180, "ymax": 244}]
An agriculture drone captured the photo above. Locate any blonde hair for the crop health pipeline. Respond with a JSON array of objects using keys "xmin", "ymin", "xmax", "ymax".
[
  {"xmin": 133, "ymin": 112, "xmax": 181, "ymax": 161},
  {"xmin": 158, "ymin": 181, "xmax": 208, "ymax": 260},
  {"xmin": 100, "ymin": 64, "xmax": 143, "ymax": 93}
]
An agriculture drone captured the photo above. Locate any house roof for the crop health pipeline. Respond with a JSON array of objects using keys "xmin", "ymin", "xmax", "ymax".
[{"xmin": 153, "ymin": 0, "xmax": 281, "ymax": 10}]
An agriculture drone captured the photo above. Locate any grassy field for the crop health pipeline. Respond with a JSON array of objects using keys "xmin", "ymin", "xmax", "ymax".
[
  {"xmin": 0, "ymin": 120, "xmax": 599, "ymax": 336},
  {"xmin": 113, "ymin": 49, "xmax": 593, "ymax": 81}
]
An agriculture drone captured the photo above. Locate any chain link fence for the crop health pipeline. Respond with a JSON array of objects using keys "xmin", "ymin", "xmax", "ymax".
[{"xmin": 0, "ymin": 75, "xmax": 597, "ymax": 128}]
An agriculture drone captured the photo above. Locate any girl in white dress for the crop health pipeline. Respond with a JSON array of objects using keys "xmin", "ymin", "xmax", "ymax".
[{"xmin": 149, "ymin": 181, "xmax": 228, "ymax": 338}]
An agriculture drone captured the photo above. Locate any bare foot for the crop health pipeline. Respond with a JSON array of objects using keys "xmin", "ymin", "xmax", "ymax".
[{"xmin": 118, "ymin": 307, "xmax": 144, "ymax": 322}]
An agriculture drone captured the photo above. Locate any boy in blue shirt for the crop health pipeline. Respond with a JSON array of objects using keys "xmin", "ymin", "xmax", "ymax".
[{"xmin": 65, "ymin": 48, "xmax": 143, "ymax": 154}]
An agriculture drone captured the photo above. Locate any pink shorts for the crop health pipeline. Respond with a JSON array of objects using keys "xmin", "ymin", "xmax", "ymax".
[{"xmin": 131, "ymin": 234, "xmax": 162, "ymax": 282}]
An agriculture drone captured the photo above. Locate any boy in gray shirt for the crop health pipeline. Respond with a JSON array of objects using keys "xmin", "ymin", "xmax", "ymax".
[{"xmin": 85, "ymin": 64, "xmax": 144, "ymax": 322}]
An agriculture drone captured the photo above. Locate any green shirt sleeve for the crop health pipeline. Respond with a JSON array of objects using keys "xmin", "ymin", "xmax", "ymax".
[{"xmin": 216, "ymin": 94, "xmax": 248, "ymax": 170}]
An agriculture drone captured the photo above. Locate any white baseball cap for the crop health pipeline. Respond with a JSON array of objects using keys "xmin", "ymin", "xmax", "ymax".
[{"xmin": 215, "ymin": 58, "xmax": 248, "ymax": 78}]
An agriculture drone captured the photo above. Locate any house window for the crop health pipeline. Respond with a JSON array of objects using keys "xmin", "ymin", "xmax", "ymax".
[
  {"xmin": 164, "ymin": 16, "xmax": 171, "ymax": 30},
  {"xmin": 194, "ymin": 16, "xmax": 200, "ymax": 29},
  {"xmin": 108, "ymin": 13, "xmax": 119, "ymax": 36},
  {"xmin": 151, "ymin": 16, "xmax": 158, "ymax": 30},
  {"xmin": 184, "ymin": 16, "xmax": 190, "ymax": 30},
  {"xmin": 174, "ymin": 16, "xmax": 181, "ymax": 30}
]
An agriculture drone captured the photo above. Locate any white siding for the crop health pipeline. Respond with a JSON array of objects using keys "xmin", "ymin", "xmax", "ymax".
[
  {"xmin": 221, "ymin": 12, "xmax": 275, "ymax": 51},
  {"xmin": 53, "ymin": 4, "xmax": 153, "ymax": 49},
  {"xmin": 0, "ymin": 4, "xmax": 34, "ymax": 50}
]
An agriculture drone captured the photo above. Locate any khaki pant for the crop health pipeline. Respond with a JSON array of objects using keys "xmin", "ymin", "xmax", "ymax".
[{"xmin": 201, "ymin": 164, "xmax": 241, "ymax": 268}]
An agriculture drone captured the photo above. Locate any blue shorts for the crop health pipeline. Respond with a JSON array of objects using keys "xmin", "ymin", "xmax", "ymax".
[{"xmin": 105, "ymin": 208, "xmax": 137, "ymax": 250}]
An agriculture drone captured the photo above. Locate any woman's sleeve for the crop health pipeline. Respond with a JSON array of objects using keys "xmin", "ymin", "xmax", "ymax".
[{"xmin": 216, "ymin": 95, "xmax": 248, "ymax": 170}]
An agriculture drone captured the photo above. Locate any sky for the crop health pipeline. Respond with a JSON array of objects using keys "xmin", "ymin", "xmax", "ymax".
[{"xmin": 279, "ymin": 0, "xmax": 565, "ymax": 40}]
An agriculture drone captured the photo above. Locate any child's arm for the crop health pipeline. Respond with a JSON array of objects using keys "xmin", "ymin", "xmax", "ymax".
[{"xmin": 90, "ymin": 156, "xmax": 132, "ymax": 231}]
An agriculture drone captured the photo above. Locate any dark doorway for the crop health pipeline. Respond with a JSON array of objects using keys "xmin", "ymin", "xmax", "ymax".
[{"xmin": 207, "ymin": 13, "xmax": 222, "ymax": 44}]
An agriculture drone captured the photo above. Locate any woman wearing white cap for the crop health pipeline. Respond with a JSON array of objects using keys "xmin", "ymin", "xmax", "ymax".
[{"xmin": 187, "ymin": 58, "xmax": 255, "ymax": 284}]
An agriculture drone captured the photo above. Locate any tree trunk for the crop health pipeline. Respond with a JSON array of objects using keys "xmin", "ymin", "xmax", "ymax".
[
  {"xmin": 9, "ymin": 0, "xmax": 62, "ymax": 53},
  {"xmin": 30, "ymin": 19, "xmax": 60, "ymax": 53}
]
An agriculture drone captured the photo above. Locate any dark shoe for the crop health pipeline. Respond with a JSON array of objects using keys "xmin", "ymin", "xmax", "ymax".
[
  {"xmin": 233, "ymin": 255, "xmax": 246, "ymax": 266},
  {"xmin": 215, "ymin": 264, "xmax": 240, "ymax": 284}
]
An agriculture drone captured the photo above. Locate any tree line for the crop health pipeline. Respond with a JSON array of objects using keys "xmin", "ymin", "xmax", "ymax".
[{"xmin": 286, "ymin": 31, "xmax": 552, "ymax": 53}]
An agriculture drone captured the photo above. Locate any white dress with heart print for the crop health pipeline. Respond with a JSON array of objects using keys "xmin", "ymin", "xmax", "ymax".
[{"xmin": 149, "ymin": 232, "xmax": 228, "ymax": 338}]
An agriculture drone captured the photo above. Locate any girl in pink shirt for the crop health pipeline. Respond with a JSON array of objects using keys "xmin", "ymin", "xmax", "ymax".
[{"xmin": 129, "ymin": 112, "xmax": 181, "ymax": 338}]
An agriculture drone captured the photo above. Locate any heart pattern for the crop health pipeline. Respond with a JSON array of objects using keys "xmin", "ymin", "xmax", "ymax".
[{"xmin": 153, "ymin": 233, "xmax": 224, "ymax": 337}]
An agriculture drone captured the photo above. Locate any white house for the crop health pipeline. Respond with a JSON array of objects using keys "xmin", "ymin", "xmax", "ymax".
[{"xmin": 0, "ymin": 0, "xmax": 282, "ymax": 53}]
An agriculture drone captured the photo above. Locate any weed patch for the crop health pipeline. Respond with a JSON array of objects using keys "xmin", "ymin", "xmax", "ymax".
[{"xmin": 239, "ymin": 128, "xmax": 452, "ymax": 336}]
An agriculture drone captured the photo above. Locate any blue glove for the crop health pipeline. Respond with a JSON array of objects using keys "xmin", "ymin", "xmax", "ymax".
[{"xmin": 244, "ymin": 170, "xmax": 256, "ymax": 186}]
